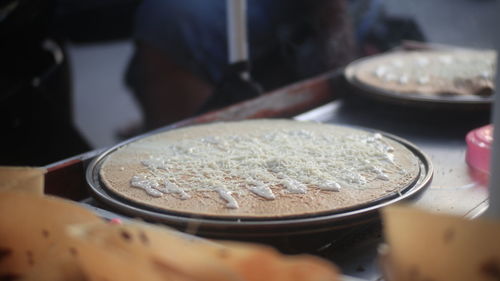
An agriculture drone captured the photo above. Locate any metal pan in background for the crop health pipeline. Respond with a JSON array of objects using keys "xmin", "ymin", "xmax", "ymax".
[
  {"xmin": 343, "ymin": 52, "xmax": 494, "ymax": 111},
  {"xmin": 85, "ymin": 123, "xmax": 433, "ymax": 252}
]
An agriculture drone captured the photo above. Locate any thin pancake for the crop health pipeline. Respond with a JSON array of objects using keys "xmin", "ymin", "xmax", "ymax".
[
  {"xmin": 353, "ymin": 50, "xmax": 496, "ymax": 96},
  {"xmin": 99, "ymin": 119, "xmax": 420, "ymax": 218}
]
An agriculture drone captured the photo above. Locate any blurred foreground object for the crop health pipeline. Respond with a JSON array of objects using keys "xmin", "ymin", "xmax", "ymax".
[
  {"xmin": 0, "ymin": 192, "xmax": 101, "ymax": 280},
  {"xmin": 381, "ymin": 205, "xmax": 500, "ymax": 281},
  {"xmin": 69, "ymin": 220, "xmax": 341, "ymax": 281},
  {"xmin": 0, "ymin": 166, "xmax": 46, "ymax": 194},
  {"xmin": 0, "ymin": 173, "xmax": 341, "ymax": 281}
]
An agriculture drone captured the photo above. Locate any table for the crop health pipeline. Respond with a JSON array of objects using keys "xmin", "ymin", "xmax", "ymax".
[
  {"xmin": 43, "ymin": 70, "xmax": 491, "ymax": 280},
  {"xmin": 294, "ymin": 97, "xmax": 489, "ymax": 279}
]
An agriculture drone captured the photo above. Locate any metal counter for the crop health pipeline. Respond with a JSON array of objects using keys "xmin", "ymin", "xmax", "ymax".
[
  {"xmin": 44, "ymin": 68, "xmax": 492, "ymax": 280},
  {"xmin": 294, "ymin": 98, "xmax": 491, "ymax": 280}
]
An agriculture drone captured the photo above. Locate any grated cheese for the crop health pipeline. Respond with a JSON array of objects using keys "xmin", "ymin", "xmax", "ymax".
[{"xmin": 128, "ymin": 124, "xmax": 413, "ymax": 209}]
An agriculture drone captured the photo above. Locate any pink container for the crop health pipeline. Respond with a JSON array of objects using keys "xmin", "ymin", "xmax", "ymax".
[{"xmin": 466, "ymin": 124, "xmax": 493, "ymax": 176}]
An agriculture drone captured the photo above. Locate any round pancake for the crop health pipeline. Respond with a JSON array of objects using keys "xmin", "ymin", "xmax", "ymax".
[
  {"xmin": 353, "ymin": 49, "xmax": 496, "ymax": 96},
  {"xmin": 99, "ymin": 119, "xmax": 420, "ymax": 218}
]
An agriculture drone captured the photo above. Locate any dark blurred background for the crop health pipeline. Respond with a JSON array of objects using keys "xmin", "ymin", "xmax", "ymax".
[{"xmin": 0, "ymin": 0, "xmax": 498, "ymax": 165}]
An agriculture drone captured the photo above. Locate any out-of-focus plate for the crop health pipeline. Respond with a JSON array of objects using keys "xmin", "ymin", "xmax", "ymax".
[{"xmin": 344, "ymin": 52, "xmax": 494, "ymax": 110}]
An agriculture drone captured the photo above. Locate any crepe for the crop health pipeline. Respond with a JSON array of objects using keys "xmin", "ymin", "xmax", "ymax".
[
  {"xmin": 0, "ymin": 166, "xmax": 46, "ymax": 194},
  {"xmin": 99, "ymin": 119, "xmax": 421, "ymax": 218},
  {"xmin": 381, "ymin": 205, "xmax": 500, "ymax": 281},
  {"xmin": 68, "ymin": 220, "xmax": 341, "ymax": 281},
  {"xmin": 353, "ymin": 49, "xmax": 497, "ymax": 97},
  {"xmin": 0, "ymin": 189, "xmax": 341, "ymax": 281},
  {"xmin": 0, "ymin": 191, "xmax": 101, "ymax": 281}
]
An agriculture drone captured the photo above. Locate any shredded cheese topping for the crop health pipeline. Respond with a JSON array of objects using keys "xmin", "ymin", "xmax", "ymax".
[
  {"xmin": 369, "ymin": 50, "xmax": 496, "ymax": 90},
  {"xmin": 128, "ymin": 126, "xmax": 414, "ymax": 209}
]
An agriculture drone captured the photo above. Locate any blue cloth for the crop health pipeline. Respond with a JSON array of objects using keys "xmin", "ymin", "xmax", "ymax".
[{"xmin": 134, "ymin": 0, "xmax": 298, "ymax": 83}]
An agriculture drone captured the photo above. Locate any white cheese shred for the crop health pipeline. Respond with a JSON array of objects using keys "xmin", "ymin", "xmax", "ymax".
[{"xmin": 128, "ymin": 126, "xmax": 414, "ymax": 209}]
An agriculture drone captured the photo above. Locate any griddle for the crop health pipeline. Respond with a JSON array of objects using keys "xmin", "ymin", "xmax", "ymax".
[
  {"xmin": 43, "ymin": 64, "xmax": 490, "ymax": 280},
  {"xmin": 85, "ymin": 125, "xmax": 432, "ymax": 241},
  {"xmin": 343, "ymin": 50, "xmax": 494, "ymax": 111}
]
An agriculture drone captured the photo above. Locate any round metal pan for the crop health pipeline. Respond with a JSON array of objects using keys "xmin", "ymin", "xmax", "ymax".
[
  {"xmin": 85, "ymin": 123, "xmax": 433, "ymax": 245},
  {"xmin": 343, "ymin": 52, "xmax": 493, "ymax": 111}
]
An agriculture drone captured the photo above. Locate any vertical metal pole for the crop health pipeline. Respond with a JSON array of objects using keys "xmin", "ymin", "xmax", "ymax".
[{"xmin": 227, "ymin": 0, "xmax": 249, "ymax": 64}]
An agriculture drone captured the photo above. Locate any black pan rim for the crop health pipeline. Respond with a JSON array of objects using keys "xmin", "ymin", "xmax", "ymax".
[{"xmin": 85, "ymin": 121, "xmax": 433, "ymax": 236}]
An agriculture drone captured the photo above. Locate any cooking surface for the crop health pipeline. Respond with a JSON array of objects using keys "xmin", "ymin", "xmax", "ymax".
[
  {"xmin": 81, "ymin": 96, "xmax": 489, "ymax": 280},
  {"xmin": 46, "ymin": 73, "xmax": 491, "ymax": 280},
  {"xmin": 88, "ymin": 119, "xmax": 429, "ymax": 221},
  {"xmin": 295, "ymin": 99, "xmax": 489, "ymax": 217},
  {"xmin": 294, "ymin": 98, "xmax": 490, "ymax": 279}
]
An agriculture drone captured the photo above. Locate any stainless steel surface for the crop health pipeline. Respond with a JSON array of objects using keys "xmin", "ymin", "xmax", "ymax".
[
  {"xmin": 295, "ymin": 101, "xmax": 489, "ymax": 217},
  {"xmin": 294, "ymin": 99, "xmax": 490, "ymax": 280}
]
